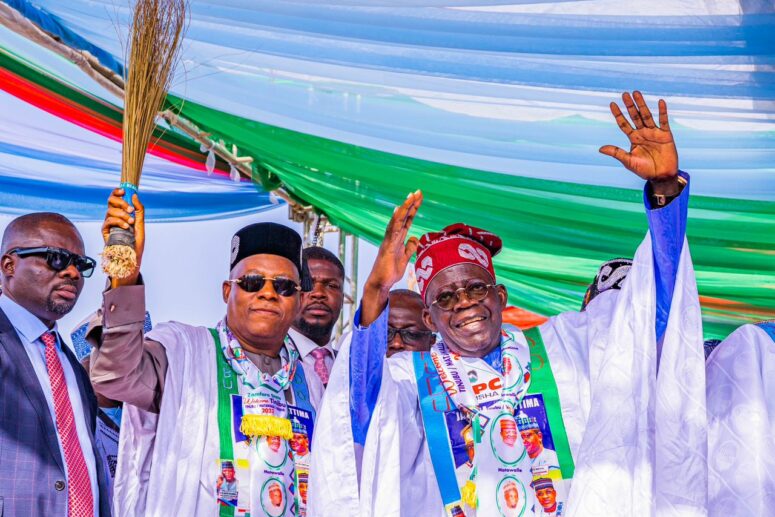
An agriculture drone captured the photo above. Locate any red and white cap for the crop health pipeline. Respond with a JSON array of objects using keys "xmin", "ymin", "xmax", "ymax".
[{"xmin": 414, "ymin": 223, "xmax": 502, "ymax": 300}]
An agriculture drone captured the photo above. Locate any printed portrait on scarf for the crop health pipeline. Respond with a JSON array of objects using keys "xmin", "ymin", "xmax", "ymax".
[
  {"xmin": 532, "ymin": 477, "xmax": 564, "ymax": 516},
  {"xmin": 257, "ymin": 435, "xmax": 290, "ymax": 469},
  {"xmin": 217, "ymin": 460, "xmax": 239, "ymax": 507},
  {"xmin": 489, "ymin": 414, "xmax": 527, "ymax": 465},
  {"xmin": 496, "ymin": 477, "xmax": 527, "ymax": 516},
  {"xmin": 516, "ymin": 396, "xmax": 560, "ymax": 477},
  {"xmin": 260, "ymin": 478, "xmax": 288, "ymax": 517}
]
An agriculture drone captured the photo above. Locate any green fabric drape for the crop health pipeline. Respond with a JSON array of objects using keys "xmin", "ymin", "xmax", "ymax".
[{"xmin": 172, "ymin": 97, "xmax": 774, "ymax": 339}]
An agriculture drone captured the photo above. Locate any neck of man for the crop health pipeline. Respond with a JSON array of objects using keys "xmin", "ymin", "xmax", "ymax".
[
  {"xmin": 545, "ymin": 503, "xmax": 557, "ymax": 513},
  {"xmin": 241, "ymin": 342, "xmax": 284, "ymax": 357},
  {"xmin": 230, "ymin": 328, "xmax": 285, "ymax": 357}
]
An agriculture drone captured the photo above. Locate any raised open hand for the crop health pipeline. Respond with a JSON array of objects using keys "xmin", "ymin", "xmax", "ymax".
[
  {"xmin": 369, "ymin": 190, "xmax": 423, "ymax": 291},
  {"xmin": 360, "ymin": 190, "xmax": 423, "ymax": 326},
  {"xmin": 600, "ymin": 91, "xmax": 679, "ymax": 186}
]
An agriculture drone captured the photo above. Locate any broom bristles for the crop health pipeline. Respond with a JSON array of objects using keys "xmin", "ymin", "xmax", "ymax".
[
  {"xmin": 103, "ymin": 0, "xmax": 185, "ymax": 279},
  {"xmin": 122, "ymin": 0, "xmax": 187, "ymax": 187}
]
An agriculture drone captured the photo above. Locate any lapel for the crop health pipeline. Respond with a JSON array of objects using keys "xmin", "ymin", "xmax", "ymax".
[{"xmin": 0, "ymin": 308, "xmax": 65, "ymax": 472}]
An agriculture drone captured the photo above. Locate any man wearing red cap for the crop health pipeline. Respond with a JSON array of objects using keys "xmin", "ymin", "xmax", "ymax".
[{"xmin": 310, "ymin": 92, "xmax": 706, "ymax": 516}]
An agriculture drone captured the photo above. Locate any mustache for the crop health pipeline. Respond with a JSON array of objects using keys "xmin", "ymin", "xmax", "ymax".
[
  {"xmin": 304, "ymin": 303, "xmax": 332, "ymax": 313},
  {"xmin": 53, "ymin": 279, "xmax": 79, "ymax": 290}
]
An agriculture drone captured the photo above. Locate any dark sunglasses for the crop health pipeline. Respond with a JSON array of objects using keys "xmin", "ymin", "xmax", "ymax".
[
  {"xmin": 387, "ymin": 326, "xmax": 434, "ymax": 346},
  {"xmin": 431, "ymin": 281, "xmax": 495, "ymax": 311},
  {"xmin": 228, "ymin": 274, "xmax": 301, "ymax": 296},
  {"xmin": 8, "ymin": 247, "xmax": 96, "ymax": 278}
]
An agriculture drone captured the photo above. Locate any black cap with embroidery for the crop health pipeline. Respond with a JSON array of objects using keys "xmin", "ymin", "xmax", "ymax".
[
  {"xmin": 531, "ymin": 477, "xmax": 555, "ymax": 491},
  {"xmin": 229, "ymin": 222, "xmax": 312, "ymax": 291},
  {"xmin": 581, "ymin": 257, "xmax": 633, "ymax": 311}
]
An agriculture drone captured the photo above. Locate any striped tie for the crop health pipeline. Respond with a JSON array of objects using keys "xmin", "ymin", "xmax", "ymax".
[
  {"xmin": 310, "ymin": 347, "xmax": 331, "ymax": 386},
  {"xmin": 41, "ymin": 331, "xmax": 94, "ymax": 517}
]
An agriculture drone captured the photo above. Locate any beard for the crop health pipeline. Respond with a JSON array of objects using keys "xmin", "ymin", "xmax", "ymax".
[
  {"xmin": 46, "ymin": 293, "xmax": 76, "ymax": 315},
  {"xmin": 296, "ymin": 317, "xmax": 335, "ymax": 344}
]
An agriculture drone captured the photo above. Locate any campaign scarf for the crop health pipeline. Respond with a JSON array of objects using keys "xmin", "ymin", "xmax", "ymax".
[
  {"xmin": 430, "ymin": 328, "xmax": 533, "ymax": 516},
  {"xmin": 215, "ymin": 320, "xmax": 301, "ymax": 517},
  {"xmin": 217, "ymin": 320, "xmax": 298, "ymax": 436}
]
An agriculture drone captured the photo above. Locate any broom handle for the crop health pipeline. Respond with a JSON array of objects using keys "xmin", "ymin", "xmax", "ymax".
[
  {"xmin": 119, "ymin": 181, "xmax": 138, "ymax": 207},
  {"xmin": 106, "ymin": 182, "xmax": 139, "ymax": 247}
]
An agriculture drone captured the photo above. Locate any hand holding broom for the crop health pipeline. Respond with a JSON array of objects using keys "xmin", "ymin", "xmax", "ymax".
[
  {"xmin": 102, "ymin": 0, "xmax": 186, "ymax": 278},
  {"xmin": 102, "ymin": 188, "xmax": 145, "ymax": 288}
]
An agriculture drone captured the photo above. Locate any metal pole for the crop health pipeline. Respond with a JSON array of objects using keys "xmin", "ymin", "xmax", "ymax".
[
  {"xmin": 305, "ymin": 215, "xmax": 312, "ymax": 247},
  {"xmin": 349, "ymin": 235, "xmax": 359, "ymax": 329},
  {"xmin": 337, "ymin": 229, "xmax": 347, "ymax": 337}
]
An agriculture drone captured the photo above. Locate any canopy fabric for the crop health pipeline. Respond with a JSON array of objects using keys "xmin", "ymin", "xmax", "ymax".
[
  {"xmin": 0, "ymin": 27, "xmax": 275, "ymax": 221},
  {"xmin": 1, "ymin": 0, "xmax": 773, "ymax": 337}
]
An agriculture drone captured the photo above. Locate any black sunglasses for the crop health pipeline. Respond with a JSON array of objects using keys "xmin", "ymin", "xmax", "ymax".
[
  {"xmin": 387, "ymin": 326, "xmax": 434, "ymax": 346},
  {"xmin": 8, "ymin": 247, "xmax": 96, "ymax": 278},
  {"xmin": 228, "ymin": 274, "xmax": 301, "ymax": 297},
  {"xmin": 431, "ymin": 281, "xmax": 495, "ymax": 311}
]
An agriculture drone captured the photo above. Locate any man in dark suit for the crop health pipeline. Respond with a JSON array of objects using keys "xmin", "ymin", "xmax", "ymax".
[{"xmin": 0, "ymin": 212, "xmax": 110, "ymax": 516}]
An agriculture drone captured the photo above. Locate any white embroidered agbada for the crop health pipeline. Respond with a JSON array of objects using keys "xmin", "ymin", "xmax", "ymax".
[
  {"xmin": 309, "ymin": 176, "xmax": 708, "ymax": 516},
  {"xmin": 706, "ymin": 322, "xmax": 775, "ymax": 517},
  {"xmin": 112, "ymin": 323, "xmax": 321, "ymax": 517}
]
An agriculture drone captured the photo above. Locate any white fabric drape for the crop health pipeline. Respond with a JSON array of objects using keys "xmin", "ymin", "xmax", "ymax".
[{"xmin": 706, "ymin": 324, "xmax": 775, "ymax": 516}]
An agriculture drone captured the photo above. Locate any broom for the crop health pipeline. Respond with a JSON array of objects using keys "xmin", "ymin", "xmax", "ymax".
[{"xmin": 102, "ymin": 0, "xmax": 187, "ymax": 278}]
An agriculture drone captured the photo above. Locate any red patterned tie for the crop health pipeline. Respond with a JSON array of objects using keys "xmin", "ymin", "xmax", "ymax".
[
  {"xmin": 310, "ymin": 347, "xmax": 331, "ymax": 386},
  {"xmin": 41, "ymin": 331, "xmax": 94, "ymax": 517}
]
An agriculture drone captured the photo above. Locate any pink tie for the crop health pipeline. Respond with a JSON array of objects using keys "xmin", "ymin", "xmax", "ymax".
[
  {"xmin": 41, "ymin": 331, "xmax": 94, "ymax": 517},
  {"xmin": 310, "ymin": 347, "xmax": 331, "ymax": 386}
]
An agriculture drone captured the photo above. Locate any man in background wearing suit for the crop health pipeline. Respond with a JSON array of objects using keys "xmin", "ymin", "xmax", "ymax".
[{"xmin": 0, "ymin": 212, "xmax": 110, "ymax": 516}]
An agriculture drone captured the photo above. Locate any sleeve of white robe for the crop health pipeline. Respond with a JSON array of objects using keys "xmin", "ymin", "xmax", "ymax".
[
  {"xmin": 308, "ymin": 330, "xmax": 361, "ymax": 516},
  {"xmin": 706, "ymin": 323, "xmax": 775, "ymax": 517},
  {"xmin": 309, "ymin": 308, "xmax": 443, "ymax": 517},
  {"xmin": 545, "ymin": 173, "xmax": 708, "ymax": 517},
  {"xmin": 308, "ymin": 306, "xmax": 390, "ymax": 515}
]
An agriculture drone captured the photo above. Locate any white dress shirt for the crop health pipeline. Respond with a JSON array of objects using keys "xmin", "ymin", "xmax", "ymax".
[
  {"xmin": 0, "ymin": 295, "xmax": 99, "ymax": 516},
  {"xmin": 288, "ymin": 327, "xmax": 336, "ymax": 414}
]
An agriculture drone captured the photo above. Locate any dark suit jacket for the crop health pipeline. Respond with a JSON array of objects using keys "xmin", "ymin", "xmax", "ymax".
[{"xmin": 0, "ymin": 308, "xmax": 111, "ymax": 516}]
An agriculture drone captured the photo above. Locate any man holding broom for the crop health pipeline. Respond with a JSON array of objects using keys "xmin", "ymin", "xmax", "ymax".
[
  {"xmin": 91, "ymin": 0, "xmax": 329, "ymax": 514},
  {"xmin": 90, "ymin": 189, "xmax": 321, "ymax": 517}
]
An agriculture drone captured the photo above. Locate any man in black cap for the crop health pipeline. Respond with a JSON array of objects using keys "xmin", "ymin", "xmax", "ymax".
[
  {"xmin": 580, "ymin": 258, "xmax": 633, "ymax": 311},
  {"xmin": 88, "ymin": 188, "xmax": 318, "ymax": 516}
]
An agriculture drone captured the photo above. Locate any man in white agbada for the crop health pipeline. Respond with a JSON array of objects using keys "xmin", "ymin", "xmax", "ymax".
[
  {"xmin": 309, "ymin": 91, "xmax": 707, "ymax": 516},
  {"xmin": 90, "ymin": 192, "xmax": 321, "ymax": 517},
  {"xmin": 706, "ymin": 321, "xmax": 775, "ymax": 517}
]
